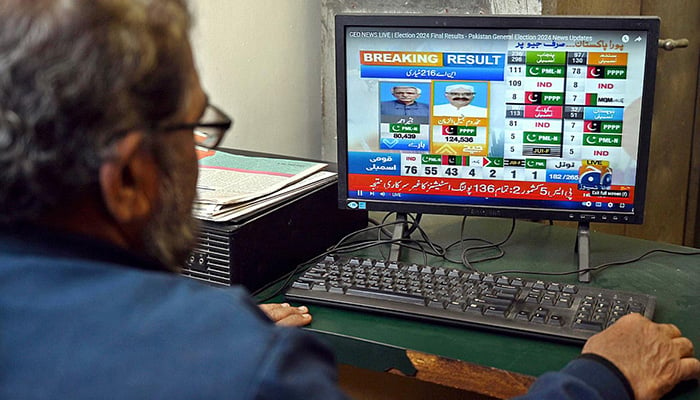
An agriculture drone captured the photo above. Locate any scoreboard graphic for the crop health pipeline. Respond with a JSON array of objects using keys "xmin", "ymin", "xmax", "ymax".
[{"xmin": 344, "ymin": 28, "xmax": 648, "ymax": 213}]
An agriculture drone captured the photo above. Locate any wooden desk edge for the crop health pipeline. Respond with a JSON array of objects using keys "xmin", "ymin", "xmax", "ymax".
[{"xmin": 406, "ymin": 349, "xmax": 535, "ymax": 399}]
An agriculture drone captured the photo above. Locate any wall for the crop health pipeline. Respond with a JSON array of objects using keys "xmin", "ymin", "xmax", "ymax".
[
  {"xmin": 190, "ymin": 0, "xmax": 322, "ymax": 159},
  {"xmin": 190, "ymin": 0, "xmax": 541, "ymax": 161}
]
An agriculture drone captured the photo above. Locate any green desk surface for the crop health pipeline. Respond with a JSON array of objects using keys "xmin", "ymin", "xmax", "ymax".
[{"xmin": 266, "ymin": 215, "xmax": 700, "ymax": 398}]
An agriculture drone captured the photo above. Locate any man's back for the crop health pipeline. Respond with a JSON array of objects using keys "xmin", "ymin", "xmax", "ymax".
[{"xmin": 0, "ymin": 227, "xmax": 347, "ymax": 399}]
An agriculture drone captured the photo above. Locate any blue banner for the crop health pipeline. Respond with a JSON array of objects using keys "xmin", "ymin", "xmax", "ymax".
[
  {"xmin": 379, "ymin": 138, "xmax": 430, "ymax": 152},
  {"xmin": 360, "ymin": 65, "xmax": 504, "ymax": 81},
  {"xmin": 546, "ymin": 170, "xmax": 580, "ymax": 184},
  {"xmin": 584, "ymin": 106, "xmax": 624, "ymax": 121},
  {"xmin": 348, "ymin": 151, "xmax": 402, "ymax": 176},
  {"xmin": 442, "ymin": 53, "xmax": 506, "ymax": 68}
]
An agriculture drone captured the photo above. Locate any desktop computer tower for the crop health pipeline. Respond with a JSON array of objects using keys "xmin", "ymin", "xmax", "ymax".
[{"xmin": 181, "ymin": 181, "xmax": 368, "ymax": 292}]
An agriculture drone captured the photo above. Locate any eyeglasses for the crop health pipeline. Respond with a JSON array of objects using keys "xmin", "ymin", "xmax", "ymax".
[
  {"xmin": 446, "ymin": 92, "xmax": 475, "ymax": 97},
  {"xmin": 159, "ymin": 104, "xmax": 233, "ymax": 149}
]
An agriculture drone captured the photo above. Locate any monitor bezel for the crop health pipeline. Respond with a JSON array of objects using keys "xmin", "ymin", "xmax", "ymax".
[{"xmin": 335, "ymin": 14, "xmax": 660, "ymax": 224}]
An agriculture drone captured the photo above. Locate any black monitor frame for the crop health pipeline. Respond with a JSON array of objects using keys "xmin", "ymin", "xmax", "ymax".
[{"xmin": 335, "ymin": 14, "xmax": 660, "ymax": 229}]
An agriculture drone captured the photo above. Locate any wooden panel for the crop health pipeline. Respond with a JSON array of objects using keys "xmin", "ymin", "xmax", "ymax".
[
  {"xmin": 630, "ymin": 0, "xmax": 700, "ymax": 245},
  {"xmin": 692, "ymin": 67, "xmax": 700, "ymax": 247},
  {"xmin": 543, "ymin": 0, "xmax": 700, "ymax": 245},
  {"xmin": 338, "ymin": 363, "xmax": 498, "ymax": 400},
  {"xmin": 408, "ymin": 350, "xmax": 535, "ymax": 399},
  {"xmin": 543, "ymin": 0, "xmax": 642, "ymax": 16}
]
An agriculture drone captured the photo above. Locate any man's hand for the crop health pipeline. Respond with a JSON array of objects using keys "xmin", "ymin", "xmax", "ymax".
[
  {"xmin": 259, "ymin": 303, "xmax": 312, "ymax": 327},
  {"xmin": 582, "ymin": 313, "xmax": 700, "ymax": 400}
]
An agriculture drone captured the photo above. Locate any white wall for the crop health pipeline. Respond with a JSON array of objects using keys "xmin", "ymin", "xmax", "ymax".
[
  {"xmin": 190, "ymin": 0, "xmax": 541, "ymax": 161},
  {"xmin": 190, "ymin": 0, "xmax": 322, "ymax": 159}
]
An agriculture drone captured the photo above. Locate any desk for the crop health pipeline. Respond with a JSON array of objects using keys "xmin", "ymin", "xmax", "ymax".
[{"xmin": 270, "ymin": 215, "xmax": 700, "ymax": 399}]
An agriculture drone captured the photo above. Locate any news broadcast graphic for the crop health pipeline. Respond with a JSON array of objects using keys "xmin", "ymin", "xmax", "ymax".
[{"xmin": 337, "ymin": 16, "xmax": 658, "ymax": 223}]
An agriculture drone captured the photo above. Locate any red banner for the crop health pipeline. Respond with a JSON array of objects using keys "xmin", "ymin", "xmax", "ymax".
[{"xmin": 348, "ymin": 174, "xmax": 634, "ymax": 203}]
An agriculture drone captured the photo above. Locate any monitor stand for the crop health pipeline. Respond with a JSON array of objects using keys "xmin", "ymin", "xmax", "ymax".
[
  {"xmin": 388, "ymin": 213, "xmax": 410, "ymax": 262},
  {"xmin": 575, "ymin": 221, "xmax": 591, "ymax": 283}
]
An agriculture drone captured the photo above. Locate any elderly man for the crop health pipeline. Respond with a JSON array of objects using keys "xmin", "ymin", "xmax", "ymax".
[
  {"xmin": 0, "ymin": 1, "xmax": 697, "ymax": 399},
  {"xmin": 433, "ymin": 83, "xmax": 488, "ymax": 117},
  {"xmin": 380, "ymin": 85, "xmax": 430, "ymax": 117}
]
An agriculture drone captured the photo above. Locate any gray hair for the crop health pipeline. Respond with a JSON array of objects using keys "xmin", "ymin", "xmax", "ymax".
[
  {"xmin": 392, "ymin": 86, "xmax": 421, "ymax": 95},
  {"xmin": 0, "ymin": 0, "xmax": 192, "ymax": 223}
]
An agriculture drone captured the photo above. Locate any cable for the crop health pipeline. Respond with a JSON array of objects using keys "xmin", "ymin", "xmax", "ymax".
[
  {"xmin": 256, "ymin": 214, "xmax": 518, "ymax": 301},
  {"xmin": 441, "ymin": 217, "xmax": 516, "ymax": 271},
  {"xmin": 489, "ymin": 247, "xmax": 700, "ymax": 277},
  {"xmin": 256, "ymin": 213, "xmax": 699, "ymax": 301},
  {"xmin": 377, "ymin": 212, "xmax": 423, "ymax": 238},
  {"xmin": 254, "ymin": 216, "xmax": 440, "ymax": 302}
]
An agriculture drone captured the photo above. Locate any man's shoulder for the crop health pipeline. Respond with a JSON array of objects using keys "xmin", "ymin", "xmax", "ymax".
[
  {"xmin": 415, "ymin": 101, "xmax": 430, "ymax": 109},
  {"xmin": 0, "ymin": 254, "xmax": 337, "ymax": 398}
]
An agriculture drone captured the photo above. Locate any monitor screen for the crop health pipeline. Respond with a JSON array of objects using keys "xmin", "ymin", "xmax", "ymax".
[{"xmin": 336, "ymin": 15, "xmax": 659, "ymax": 224}]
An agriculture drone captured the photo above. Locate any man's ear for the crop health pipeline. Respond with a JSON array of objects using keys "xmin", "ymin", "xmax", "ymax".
[{"xmin": 98, "ymin": 131, "xmax": 160, "ymax": 226}]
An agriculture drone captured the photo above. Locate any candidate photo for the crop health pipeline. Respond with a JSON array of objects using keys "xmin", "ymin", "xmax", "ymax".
[
  {"xmin": 379, "ymin": 83, "xmax": 430, "ymax": 123},
  {"xmin": 433, "ymin": 82, "xmax": 489, "ymax": 118}
]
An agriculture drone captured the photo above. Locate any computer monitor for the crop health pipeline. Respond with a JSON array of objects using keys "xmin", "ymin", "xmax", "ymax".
[{"xmin": 335, "ymin": 14, "xmax": 660, "ymax": 278}]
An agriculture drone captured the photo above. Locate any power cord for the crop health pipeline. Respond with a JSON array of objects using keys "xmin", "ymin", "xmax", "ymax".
[{"xmin": 489, "ymin": 248, "xmax": 700, "ymax": 277}]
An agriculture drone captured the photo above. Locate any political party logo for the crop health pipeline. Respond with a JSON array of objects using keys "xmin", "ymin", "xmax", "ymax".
[
  {"xmin": 587, "ymin": 66, "xmax": 604, "ymax": 79},
  {"xmin": 442, "ymin": 125, "xmax": 477, "ymax": 136},
  {"xmin": 525, "ymin": 92, "xmax": 541, "ymax": 104},
  {"xmin": 584, "ymin": 121, "xmax": 601, "ymax": 132},
  {"xmin": 442, "ymin": 155, "xmax": 464, "ymax": 165}
]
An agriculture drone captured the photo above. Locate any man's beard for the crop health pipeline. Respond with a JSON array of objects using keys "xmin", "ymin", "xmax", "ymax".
[{"xmin": 142, "ymin": 150, "xmax": 200, "ymax": 272}]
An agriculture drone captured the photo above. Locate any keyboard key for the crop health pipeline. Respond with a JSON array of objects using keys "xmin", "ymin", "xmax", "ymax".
[
  {"xmin": 532, "ymin": 280, "xmax": 546, "ymax": 290},
  {"xmin": 629, "ymin": 302, "xmax": 645, "ymax": 313},
  {"xmin": 345, "ymin": 287, "xmax": 426, "ymax": 306},
  {"xmin": 467, "ymin": 272, "xmax": 482, "ymax": 282},
  {"xmin": 465, "ymin": 303, "xmax": 483, "ymax": 313},
  {"xmin": 573, "ymin": 318, "xmax": 603, "ymax": 332},
  {"xmin": 291, "ymin": 281, "xmax": 311, "ymax": 290},
  {"xmin": 525, "ymin": 294, "xmax": 540, "ymax": 304},
  {"xmin": 328, "ymin": 285, "xmax": 344, "ymax": 294},
  {"xmin": 484, "ymin": 305, "xmax": 507, "ymax": 317},
  {"xmin": 515, "ymin": 310, "xmax": 530, "ymax": 321},
  {"xmin": 563, "ymin": 284, "xmax": 578, "ymax": 294},
  {"xmin": 427, "ymin": 297, "xmax": 445, "ymax": 308},
  {"xmin": 480, "ymin": 294, "xmax": 513, "ymax": 306},
  {"xmin": 495, "ymin": 285, "xmax": 519, "ymax": 295},
  {"xmin": 510, "ymin": 278, "xmax": 525, "ymax": 287},
  {"xmin": 311, "ymin": 282, "xmax": 328, "ymax": 291},
  {"xmin": 496, "ymin": 276, "xmax": 511, "ymax": 285},
  {"xmin": 532, "ymin": 312, "xmax": 547, "ymax": 324},
  {"xmin": 547, "ymin": 283, "xmax": 562, "ymax": 292},
  {"xmin": 549, "ymin": 315, "xmax": 563, "ymax": 326},
  {"xmin": 556, "ymin": 297, "xmax": 572, "ymax": 308},
  {"xmin": 447, "ymin": 269, "xmax": 461, "ymax": 278}
]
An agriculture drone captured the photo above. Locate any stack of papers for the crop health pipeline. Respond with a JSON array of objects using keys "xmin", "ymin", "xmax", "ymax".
[{"xmin": 194, "ymin": 150, "xmax": 337, "ymax": 222}]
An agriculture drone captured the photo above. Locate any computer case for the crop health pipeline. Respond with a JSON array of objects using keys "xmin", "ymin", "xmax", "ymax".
[{"xmin": 182, "ymin": 180, "xmax": 368, "ymax": 292}]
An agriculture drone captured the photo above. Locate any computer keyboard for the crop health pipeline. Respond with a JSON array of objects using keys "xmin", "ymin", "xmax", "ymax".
[{"xmin": 284, "ymin": 255, "xmax": 656, "ymax": 343}]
